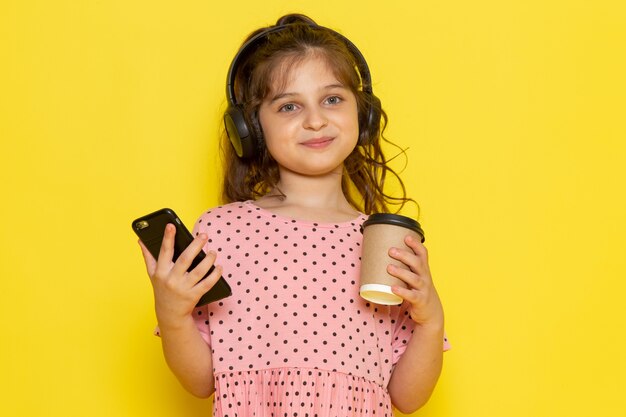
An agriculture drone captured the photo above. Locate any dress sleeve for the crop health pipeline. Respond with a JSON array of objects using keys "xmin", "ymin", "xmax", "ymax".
[
  {"xmin": 391, "ymin": 302, "xmax": 416, "ymax": 366},
  {"xmin": 192, "ymin": 305, "xmax": 212, "ymax": 345},
  {"xmin": 391, "ymin": 302, "xmax": 451, "ymax": 365}
]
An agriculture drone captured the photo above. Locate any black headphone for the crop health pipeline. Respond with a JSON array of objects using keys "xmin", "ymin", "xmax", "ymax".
[{"xmin": 224, "ymin": 23, "xmax": 382, "ymax": 159}]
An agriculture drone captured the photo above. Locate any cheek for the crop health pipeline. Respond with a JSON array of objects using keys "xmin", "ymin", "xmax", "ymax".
[
  {"xmin": 257, "ymin": 109, "xmax": 270, "ymax": 136},
  {"xmin": 344, "ymin": 101, "xmax": 360, "ymax": 133},
  {"xmin": 259, "ymin": 120, "xmax": 290, "ymax": 150},
  {"xmin": 258, "ymin": 111, "xmax": 279, "ymax": 144},
  {"xmin": 345, "ymin": 111, "xmax": 360, "ymax": 142}
]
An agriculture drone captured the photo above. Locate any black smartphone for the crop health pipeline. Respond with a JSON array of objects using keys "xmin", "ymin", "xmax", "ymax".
[{"xmin": 131, "ymin": 208, "xmax": 231, "ymax": 306}]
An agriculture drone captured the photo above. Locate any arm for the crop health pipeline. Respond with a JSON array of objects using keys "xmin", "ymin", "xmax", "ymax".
[
  {"xmin": 385, "ymin": 234, "xmax": 446, "ymax": 413},
  {"xmin": 387, "ymin": 322, "xmax": 444, "ymax": 413},
  {"xmin": 139, "ymin": 224, "xmax": 222, "ymax": 398},
  {"xmin": 158, "ymin": 314, "xmax": 215, "ymax": 398}
]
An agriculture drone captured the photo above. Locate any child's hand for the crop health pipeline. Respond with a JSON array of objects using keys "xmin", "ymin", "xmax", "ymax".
[
  {"xmin": 387, "ymin": 234, "xmax": 444, "ymax": 328},
  {"xmin": 138, "ymin": 224, "xmax": 222, "ymax": 328}
]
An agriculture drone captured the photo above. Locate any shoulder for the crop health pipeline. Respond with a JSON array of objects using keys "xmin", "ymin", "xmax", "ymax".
[
  {"xmin": 197, "ymin": 201, "xmax": 250, "ymax": 218},
  {"xmin": 193, "ymin": 201, "xmax": 256, "ymax": 233}
]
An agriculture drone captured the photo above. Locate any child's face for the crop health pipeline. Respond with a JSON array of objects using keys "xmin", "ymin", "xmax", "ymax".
[{"xmin": 258, "ymin": 55, "xmax": 359, "ymax": 179}]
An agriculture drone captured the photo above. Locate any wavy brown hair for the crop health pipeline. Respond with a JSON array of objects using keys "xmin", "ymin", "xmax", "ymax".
[{"xmin": 221, "ymin": 14, "xmax": 415, "ymax": 215}]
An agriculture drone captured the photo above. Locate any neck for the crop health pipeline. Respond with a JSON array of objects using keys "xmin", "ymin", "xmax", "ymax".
[{"xmin": 255, "ymin": 168, "xmax": 360, "ymax": 222}]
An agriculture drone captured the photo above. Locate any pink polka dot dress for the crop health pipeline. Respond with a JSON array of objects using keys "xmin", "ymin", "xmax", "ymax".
[{"xmin": 188, "ymin": 201, "xmax": 449, "ymax": 417}]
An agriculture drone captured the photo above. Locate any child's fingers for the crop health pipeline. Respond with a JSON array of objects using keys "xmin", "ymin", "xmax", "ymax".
[
  {"xmin": 387, "ymin": 263, "xmax": 423, "ymax": 290},
  {"xmin": 388, "ymin": 235, "xmax": 430, "ymax": 277},
  {"xmin": 170, "ymin": 232, "xmax": 209, "ymax": 278},
  {"xmin": 138, "ymin": 240, "xmax": 157, "ymax": 276},
  {"xmin": 390, "ymin": 285, "xmax": 419, "ymax": 305},
  {"xmin": 404, "ymin": 234, "xmax": 428, "ymax": 261},
  {"xmin": 388, "ymin": 247, "xmax": 427, "ymax": 278},
  {"xmin": 187, "ymin": 250, "xmax": 218, "ymax": 285},
  {"xmin": 156, "ymin": 223, "xmax": 176, "ymax": 274},
  {"xmin": 194, "ymin": 264, "xmax": 223, "ymax": 297}
]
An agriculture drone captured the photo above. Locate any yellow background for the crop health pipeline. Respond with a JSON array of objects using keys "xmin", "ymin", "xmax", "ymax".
[{"xmin": 1, "ymin": 1, "xmax": 625, "ymax": 416}]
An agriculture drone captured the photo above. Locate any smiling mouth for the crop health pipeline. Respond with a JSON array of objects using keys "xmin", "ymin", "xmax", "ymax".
[{"xmin": 300, "ymin": 137, "xmax": 334, "ymax": 147}]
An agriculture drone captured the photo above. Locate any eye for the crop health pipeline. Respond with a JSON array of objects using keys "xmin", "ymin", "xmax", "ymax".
[
  {"xmin": 279, "ymin": 103, "xmax": 297, "ymax": 112},
  {"xmin": 325, "ymin": 95, "xmax": 343, "ymax": 105}
]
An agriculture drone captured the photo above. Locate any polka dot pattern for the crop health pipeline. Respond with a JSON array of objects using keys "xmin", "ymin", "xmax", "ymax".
[{"xmin": 191, "ymin": 201, "xmax": 420, "ymax": 416}]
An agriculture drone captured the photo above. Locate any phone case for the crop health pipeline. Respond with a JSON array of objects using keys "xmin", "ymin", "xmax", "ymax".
[{"xmin": 132, "ymin": 208, "xmax": 232, "ymax": 306}]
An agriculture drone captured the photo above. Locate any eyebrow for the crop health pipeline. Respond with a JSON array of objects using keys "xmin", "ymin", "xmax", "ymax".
[{"xmin": 268, "ymin": 83, "xmax": 347, "ymax": 104}]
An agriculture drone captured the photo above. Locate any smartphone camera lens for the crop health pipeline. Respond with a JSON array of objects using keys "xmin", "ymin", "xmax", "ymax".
[{"xmin": 135, "ymin": 220, "xmax": 149, "ymax": 230}]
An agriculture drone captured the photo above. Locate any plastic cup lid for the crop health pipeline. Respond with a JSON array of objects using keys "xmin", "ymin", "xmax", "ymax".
[{"xmin": 362, "ymin": 213, "xmax": 425, "ymax": 242}]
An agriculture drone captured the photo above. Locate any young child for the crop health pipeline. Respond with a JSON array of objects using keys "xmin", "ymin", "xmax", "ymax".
[{"xmin": 139, "ymin": 13, "xmax": 450, "ymax": 417}]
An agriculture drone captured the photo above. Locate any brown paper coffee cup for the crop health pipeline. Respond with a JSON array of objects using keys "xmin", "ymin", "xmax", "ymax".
[{"xmin": 360, "ymin": 213, "xmax": 425, "ymax": 305}]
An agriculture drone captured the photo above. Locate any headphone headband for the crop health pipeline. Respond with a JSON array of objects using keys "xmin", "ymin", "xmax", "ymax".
[{"xmin": 226, "ymin": 23, "xmax": 374, "ymax": 107}]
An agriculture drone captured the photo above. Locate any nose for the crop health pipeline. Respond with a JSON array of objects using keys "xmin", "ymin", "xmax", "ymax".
[{"xmin": 302, "ymin": 107, "xmax": 328, "ymax": 131}]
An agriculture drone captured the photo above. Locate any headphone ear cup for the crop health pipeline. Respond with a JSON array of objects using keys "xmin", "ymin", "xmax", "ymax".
[
  {"xmin": 224, "ymin": 105, "xmax": 256, "ymax": 158},
  {"xmin": 359, "ymin": 93, "xmax": 382, "ymax": 145},
  {"xmin": 368, "ymin": 94, "xmax": 382, "ymax": 139}
]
